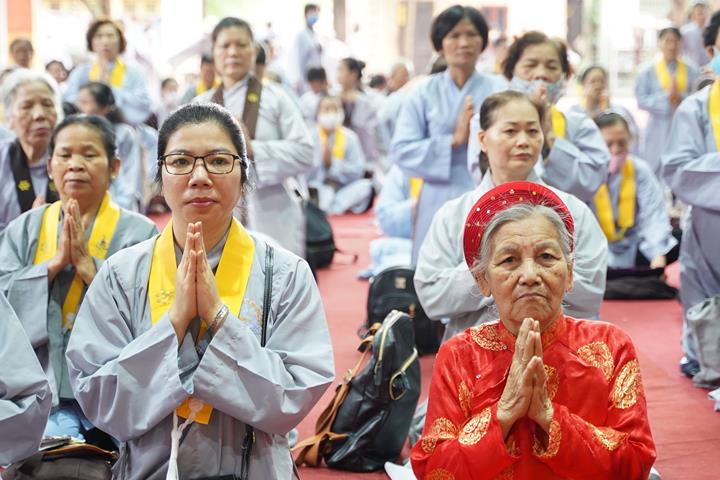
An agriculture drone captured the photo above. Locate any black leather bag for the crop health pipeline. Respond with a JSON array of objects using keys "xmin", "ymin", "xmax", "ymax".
[
  {"xmin": 294, "ymin": 310, "xmax": 420, "ymax": 472},
  {"xmin": 367, "ymin": 266, "xmax": 441, "ymax": 355},
  {"xmin": 2, "ymin": 443, "xmax": 116, "ymax": 480},
  {"xmin": 605, "ymin": 267, "xmax": 678, "ymax": 300},
  {"xmin": 305, "ymin": 201, "xmax": 336, "ymax": 272}
]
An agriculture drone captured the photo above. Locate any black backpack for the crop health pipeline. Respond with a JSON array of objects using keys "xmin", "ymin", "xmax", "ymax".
[
  {"xmin": 294, "ymin": 310, "xmax": 420, "ymax": 472},
  {"xmin": 366, "ymin": 266, "xmax": 441, "ymax": 355},
  {"xmin": 305, "ymin": 201, "xmax": 335, "ymax": 272}
]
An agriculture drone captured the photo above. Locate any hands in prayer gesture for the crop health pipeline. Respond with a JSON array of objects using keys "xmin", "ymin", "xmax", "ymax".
[
  {"xmin": 496, "ymin": 317, "xmax": 554, "ymax": 441},
  {"xmin": 168, "ymin": 221, "xmax": 224, "ymax": 341},
  {"xmin": 451, "ymin": 96, "xmax": 475, "ymax": 148},
  {"xmin": 47, "ymin": 199, "xmax": 98, "ymax": 285}
]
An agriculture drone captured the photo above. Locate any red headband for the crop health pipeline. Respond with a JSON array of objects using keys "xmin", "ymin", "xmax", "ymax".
[{"xmin": 463, "ymin": 181, "xmax": 575, "ymax": 269}]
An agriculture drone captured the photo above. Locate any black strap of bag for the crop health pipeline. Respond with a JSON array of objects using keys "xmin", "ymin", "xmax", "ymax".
[
  {"xmin": 209, "ymin": 76, "xmax": 263, "ymax": 140},
  {"xmin": 8, "ymin": 139, "xmax": 59, "ymax": 212},
  {"xmin": 239, "ymin": 244, "xmax": 274, "ymax": 480}
]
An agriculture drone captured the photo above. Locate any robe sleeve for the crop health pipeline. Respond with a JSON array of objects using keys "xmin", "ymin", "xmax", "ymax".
[
  {"xmin": 466, "ymin": 113, "xmax": 483, "ymax": 185},
  {"xmin": 111, "ymin": 125, "xmax": 143, "ymax": 212},
  {"xmin": 375, "ymin": 167, "xmax": 413, "ymax": 239},
  {"xmin": 65, "ymin": 260, "xmax": 193, "ymax": 442},
  {"xmin": 190, "ymin": 255, "xmax": 334, "ymax": 435},
  {"xmin": 390, "ymin": 87, "xmax": 454, "ymax": 182},
  {"xmin": 661, "ymin": 91, "xmax": 720, "ymax": 210},
  {"xmin": 635, "ymin": 67, "xmax": 672, "ymax": 116},
  {"xmin": 543, "ymin": 113, "xmax": 610, "ymax": 202},
  {"xmin": 411, "ymin": 344, "xmax": 517, "ymax": 479},
  {"xmin": 326, "ymin": 129, "xmax": 367, "ymax": 185},
  {"xmin": 0, "ymin": 293, "xmax": 52, "ymax": 464},
  {"xmin": 251, "ymin": 87, "xmax": 315, "ymax": 187},
  {"xmin": 112, "ymin": 65, "xmax": 152, "ymax": 126},
  {"xmin": 414, "ymin": 201, "xmax": 495, "ymax": 320},
  {"xmin": 633, "ymin": 160, "xmax": 677, "ymax": 261},
  {"xmin": 532, "ymin": 330, "xmax": 656, "ymax": 479}
]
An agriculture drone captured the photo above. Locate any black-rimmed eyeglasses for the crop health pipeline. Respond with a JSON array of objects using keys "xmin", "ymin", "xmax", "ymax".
[{"xmin": 158, "ymin": 153, "xmax": 243, "ymax": 175}]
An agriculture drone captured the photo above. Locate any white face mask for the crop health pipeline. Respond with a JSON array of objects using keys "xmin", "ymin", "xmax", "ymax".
[{"xmin": 318, "ymin": 111, "xmax": 343, "ymax": 130}]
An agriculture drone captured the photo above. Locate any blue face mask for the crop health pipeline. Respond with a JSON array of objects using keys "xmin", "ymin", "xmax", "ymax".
[
  {"xmin": 710, "ymin": 47, "xmax": 720, "ymax": 75},
  {"xmin": 307, "ymin": 14, "xmax": 319, "ymax": 27},
  {"xmin": 509, "ymin": 76, "xmax": 566, "ymax": 104}
]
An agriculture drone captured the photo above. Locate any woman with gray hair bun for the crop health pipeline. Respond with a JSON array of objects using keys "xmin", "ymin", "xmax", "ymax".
[
  {"xmin": 412, "ymin": 181, "xmax": 656, "ymax": 479},
  {"xmin": 0, "ymin": 68, "xmax": 63, "ymax": 230}
]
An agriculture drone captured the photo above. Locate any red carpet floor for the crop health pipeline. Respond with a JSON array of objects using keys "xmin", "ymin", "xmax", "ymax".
[{"xmin": 295, "ymin": 212, "xmax": 720, "ymax": 480}]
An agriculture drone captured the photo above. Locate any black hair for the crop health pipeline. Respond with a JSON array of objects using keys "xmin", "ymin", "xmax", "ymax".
[
  {"xmin": 340, "ymin": 57, "xmax": 365, "ymax": 82},
  {"xmin": 161, "ymin": 78, "xmax": 178, "ymax": 90},
  {"xmin": 594, "ymin": 111, "xmax": 630, "ymax": 133},
  {"xmin": 256, "ymin": 42, "xmax": 267, "ymax": 66},
  {"xmin": 200, "ymin": 53, "xmax": 214, "ymax": 65},
  {"xmin": 78, "ymin": 81, "xmax": 126, "ymax": 124},
  {"xmin": 703, "ymin": 10, "xmax": 720, "ymax": 47},
  {"xmin": 307, "ymin": 67, "xmax": 327, "ymax": 83},
  {"xmin": 305, "ymin": 4, "xmax": 319, "ymax": 15},
  {"xmin": 429, "ymin": 55, "xmax": 448, "ymax": 74},
  {"xmin": 430, "ymin": 5, "xmax": 489, "ymax": 53},
  {"xmin": 49, "ymin": 114, "xmax": 117, "ymax": 163},
  {"xmin": 658, "ymin": 27, "xmax": 682, "ymax": 41},
  {"xmin": 580, "ymin": 65, "xmax": 607, "ymax": 84},
  {"xmin": 211, "ymin": 17, "xmax": 254, "ymax": 45},
  {"xmin": 45, "ymin": 60, "xmax": 66, "ymax": 72},
  {"xmin": 62, "ymin": 101, "xmax": 79, "ymax": 117},
  {"xmin": 155, "ymin": 103, "xmax": 248, "ymax": 186},
  {"xmin": 503, "ymin": 31, "xmax": 571, "ymax": 80},
  {"xmin": 369, "ymin": 74, "xmax": 387, "ymax": 89}
]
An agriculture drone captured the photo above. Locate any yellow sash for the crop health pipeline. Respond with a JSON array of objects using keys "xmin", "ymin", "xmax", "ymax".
[
  {"xmin": 34, "ymin": 193, "xmax": 121, "ymax": 331},
  {"xmin": 195, "ymin": 77, "xmax": 221, "ymax": 96},
  {"xmin": 148, "ymin": 218, "xmax": 255, "ymax": 424},
  {"xmin": 593, "ymin": 157, "xmax": 636, "ymax": 242},
  {"xmin": 318, "ymin": 126, "xmax": 346, "ymax": 160},
  {"xmin": 88, "ymin": 57, "xmax": 126, "ymax": 88},
  {"xmin": 655, "ymin": 58, "xmax": 687, "ymax": 94},
  {"xmin": 550, "ymin": 106, "xmax": 566, "ymax": 139},
  {"xmin": 409, "ymin": 177, "xmax": 423, "ymax": 200},
  {"xmin": 709, "ymin": 80, "xmax": 720, "ymax": 151}
]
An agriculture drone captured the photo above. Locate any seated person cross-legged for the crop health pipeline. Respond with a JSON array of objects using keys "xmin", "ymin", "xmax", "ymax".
[{"xmin": 411, "ymin": 181, "xmax": 657, "ymax": 480}]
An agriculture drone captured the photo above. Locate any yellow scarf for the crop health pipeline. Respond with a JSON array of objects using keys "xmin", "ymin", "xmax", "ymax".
[
  {"xmin": 34, "ymin": 193, "xmax": 121, "ymax": 331},
  {"xmin": 709, "ymin": 80, "xmax": 720, "ymax": 151},
  {"xmin": 409, "ymin": 177, "xmax": 423, "ymax": 200},
  {"xmin": 550, "ymin": 106, "xmax": 566, "ymax": 139},
  {"xmin": 593, "ymin": 157, "xmax": 636, "ymax": 242},
  {"xmin": 195, "ymin": 77, "xmax": 221, "ymax": 96},
  {"xmin": 148, "ymin": 218, "xmax": 255, "ymax": 424},
  {"xmin": 318, "ymin": 126, "xmax": 346, "ymax": 160},
  {"xmin": 88, "ymin": 57, "xmax": 126, "ymax": 88},
  {"xmin": 655, "ymin": 58, "xmax": 687, "ymax": 94}
]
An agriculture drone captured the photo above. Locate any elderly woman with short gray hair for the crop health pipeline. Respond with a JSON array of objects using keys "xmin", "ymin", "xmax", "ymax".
[
  {"xmin": 0, "ymin": 68, "xmax": 62, "ymax": 230},
  {"xmin": 411, "ymin": 181, "xmax": 656, "ymax": 480}
]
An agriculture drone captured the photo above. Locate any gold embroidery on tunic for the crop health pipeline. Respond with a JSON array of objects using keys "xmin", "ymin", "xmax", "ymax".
[
  {"xmin": 585, "ymin": 422, "xmax": 628, "ymax": 451},
  {"xmin": 612, "ymin": 359, "xmax": 642, "ymax": 409},
  {"xmin": 577, "ymin": 341, "xmax": 615, "ymax": 382},
  {"xmin": 544, "ymin": 364, "xmax": 559, "ymax": 400},
  {"xmin": 421, "ymin": 417, "xmax": 459, "ymax": 453},
  {"xmin": 427, "ymin": 469, "xmax": 455, "ymax": 480},
  {"xmin": 458, "ymin": 407, "xmax": 492, "ymax": 445},
  {"xmin": 494, "ymin": 465, "xmax": 514, "ymax": 480},
  {"xmin": 533, "ymin": 419, "xmax": 561, "ymax": 458},
  {"xmin": 506, "ymin": 432, "xmax": 520, "ymax": 457},
  {"xmin": 458, "ymin": 380, "xmax": 472, "ymax": 418},
  {"xmin": 470, "ymin": 323, "xmax": 507, "ymax": 351}
]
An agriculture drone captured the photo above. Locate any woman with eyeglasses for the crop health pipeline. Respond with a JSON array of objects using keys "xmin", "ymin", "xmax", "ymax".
[
  {"xmin": 193, "ymin": 17, "xmax": 314, "ymax": 257},
  {"xmin": 66, "ymin": 103, "xmax": 334, "ymax": 479},
  {"xmin": 0, "ymin": 114, "xmax": 157, "ymax": 443}
]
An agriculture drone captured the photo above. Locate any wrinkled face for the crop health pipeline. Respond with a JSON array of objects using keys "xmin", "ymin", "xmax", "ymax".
[
  {"xmin": 600, "ymin": 122, "xmax": 631, "ymax": 157},
  {"xmin": 161, "ymin": 121, "xmax": 243, "ymax": 228},
  {"xmin": 478, "ymin": 99, "xmax": 543, "ymax": 180},
  {"xmin": 49, "ymin": 123, "xmax": 118, "ymax": 203},
  {"xmin": 76, "ymin": 88, "xmax": 103, "ymax": 115},
  {"xmin": 583, "ymin": 68, "xmax": 607, "ymax": 97},
  {"xmin": 513, "ymin": 42, "xmax": 564, "ymax": 83},
  {"xmin": 440, "ymin": 18, "xmax": 484, "ymax": 70},
  {"xmin": 477, "ymin": 214, "xmax": 573, "ymax": 334},
  {"xmin": 659, "ymin": 32, "xmax": 681, "ymax": 60},
  {"xmin": 213, "ymin": 26, "xmax": 254, "ymax": 82},
  {"xmin": 8, "ymin": 81, "xmax": 58, "ymax": 148},
  {"xmin": 91, "ymin": 23, "xmax": 121, "ymax": 60}
]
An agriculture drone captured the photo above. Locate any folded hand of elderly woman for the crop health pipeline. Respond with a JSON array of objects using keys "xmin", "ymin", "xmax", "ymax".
[{"xmin": 496, "ymin": 317, "xmax": 554, "ymax": 441}]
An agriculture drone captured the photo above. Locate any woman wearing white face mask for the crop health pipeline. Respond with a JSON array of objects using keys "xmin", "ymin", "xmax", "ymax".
[
  {"xmin": 308, "ymin": 95, "xmax": 373, "ymax": 214},
  {"xmin": 591, "ymin": 112, "xmax": 678, "ymax": 270},
  {"xmin": 467, "ymin": 31, "xmax": 609, "ymax": 203}
]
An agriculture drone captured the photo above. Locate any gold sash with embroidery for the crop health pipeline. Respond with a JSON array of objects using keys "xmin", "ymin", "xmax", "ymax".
[
  {"xmin": 148, "ymin": 218, "xmax": 255, "ymax": 424},
  {"xmin": 318, "ymin": 126, "xmax": 346, "ymax": 160},
  {"xmin": 89, "ymin": 57, "xmax": 126, "ymax": 88},
  {"xmin": 709, "ymin": 80, "xmax": 720, "ymax": 151},
  {"xmin": 409, "ymin": 177, "xmax": 423, "ymax": 200},
  {"xmin": 195, "ymin": 78, "xmax": 221, "ymax": 96},
  {"xmin": 655, "ymin": 58, "xmax": 687, "ymax": 95},
  {"xmin": 34, "ymin": 193, "xmax": 121, "ymax": 331},
  {"xmin": 593, "ymin": 157, "xmax": 636, "ymax": 242}
]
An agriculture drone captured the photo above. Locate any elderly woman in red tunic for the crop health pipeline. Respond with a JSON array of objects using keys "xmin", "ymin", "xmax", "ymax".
[{"xmin": 411, "ymin": 181, "xmax": 656, "ymax": 479}]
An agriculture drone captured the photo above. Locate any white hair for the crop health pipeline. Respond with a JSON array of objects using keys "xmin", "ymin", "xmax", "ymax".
[
  {"xmin": 1, "ymin": 68, "xmax": 63, "ymax": 123},
  {"xmin": 390, "ymin": 58, "xmax": 414, "ymax": 78}
]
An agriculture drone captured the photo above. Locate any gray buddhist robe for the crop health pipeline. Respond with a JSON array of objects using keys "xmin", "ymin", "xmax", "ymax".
[
  {"xmin": 0, "ymin": 292, "xmax": 52, "ymax": 464},
  {"xmin": 65, "ymin": 233, "xmax": 334, "ymax": 479},
  {"xmin": 0, "ymin": 204, "xmax": 158, "ymax": 409}
]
